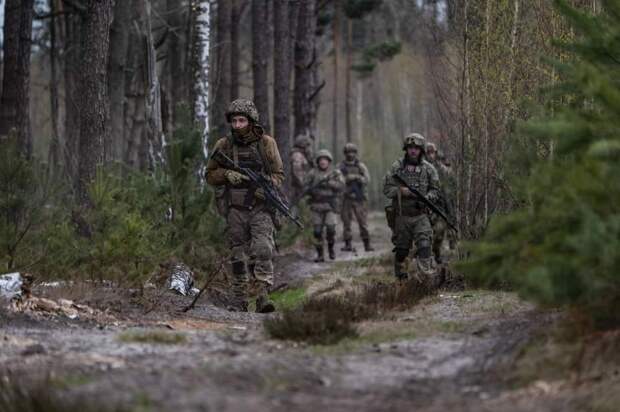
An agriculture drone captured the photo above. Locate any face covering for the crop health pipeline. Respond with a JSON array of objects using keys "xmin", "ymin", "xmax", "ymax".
[{"xmin": 231, "ymin": 124, "xmax": 252, "ymax": 141}]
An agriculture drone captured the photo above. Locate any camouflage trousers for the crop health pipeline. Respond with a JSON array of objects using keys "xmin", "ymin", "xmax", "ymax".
[
  {"xmin": 341, "ymin": 199, "xmax": 369, "ymax": 242},
  {"xmin": 227, "ymin": 205, "xmax": 275, "ymax": 303},
  {"xmin": 431, "ymin": 216, "xmax": 457, "ymax": 262},
  {"xmin": 392, "ymin": 213, "xmax": 435, "ymax": 276},
  {"xmin": 311, "ymin": 209, "xmax": 338, "ymax": 246}
]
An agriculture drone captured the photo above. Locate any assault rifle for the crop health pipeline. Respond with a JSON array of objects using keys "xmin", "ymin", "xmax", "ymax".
[
  {"xmin": 211, "ymin": 149, "xmax": 303, "ymax": 228},
  {"xmin": 392, "ymin": 172, "xmax": 458, "ymax": 232},
  {"xmin": 293, "ymin": 170, "xmax": 339, "ymax": 206}
]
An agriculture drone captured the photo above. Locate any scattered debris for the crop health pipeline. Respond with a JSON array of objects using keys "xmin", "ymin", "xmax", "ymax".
[
  {"xmin": 166, "ymin": 263, "xmax": 199, "ymax": 296},
  {"xmin": 0, "ymin": 273, "xmax": 24, "ymax": 299},
  {"xmin": 8, "ymin": 295, "xmax": 116, "ymax": 323}
]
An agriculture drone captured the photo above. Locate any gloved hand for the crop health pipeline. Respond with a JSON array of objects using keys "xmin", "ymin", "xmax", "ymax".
[
  {"xmin": 400, "ymin": 186, "xmax": 413, "ymax": 197},
  {"xmin": 427, "ymin": 191, "xmax": 439, "ymax": 202},
  {"xmin": 346, "ymin": 174, "xmax": 361, "ymax": 182},
  {"xmin": 225, "ymin": 170, "xmax": 249, "ymax": 186},
  {"xmin": 254, "ymin": 188, "xmax": 265, "ymax": 200}
]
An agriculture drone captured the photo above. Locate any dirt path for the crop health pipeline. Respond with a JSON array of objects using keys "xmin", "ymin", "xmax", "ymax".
[{"xmin": 0, "ymin": 214, "xmax": 590, "ymax": 411}]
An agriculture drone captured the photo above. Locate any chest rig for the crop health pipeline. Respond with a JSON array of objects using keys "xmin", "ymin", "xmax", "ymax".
[
  {"xmin": 394, "ymin": 161, "xmax": 430, "ymax": 215},
  {"xmin": 226, "ymin": 137, "xmax": 267, "ymax": 208},
  {"xmin": 310, "ymin": 169, "xmax": 338, "ymax": 202},
  {"xmin": 340, "ymin": 160, "xmax": 364, "ymax": 201}
]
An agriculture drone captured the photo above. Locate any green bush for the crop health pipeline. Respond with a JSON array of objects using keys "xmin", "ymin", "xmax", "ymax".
[{"xmin": 458, "ymin": 0, "xmax": 620, "ymax": 329}]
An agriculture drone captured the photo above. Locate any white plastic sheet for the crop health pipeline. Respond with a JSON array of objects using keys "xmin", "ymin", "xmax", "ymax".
[{"xmin": 0, "ymin": 272, "xmax": 23, "ymax": 299}]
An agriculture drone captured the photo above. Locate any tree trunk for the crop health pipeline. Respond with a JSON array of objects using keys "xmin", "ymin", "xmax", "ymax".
[
  {"xmin": 144, "ymin": 0, "xmax": 165, "ymax": 170},
  {"xmin": 63, "ymin": 10, "xmax": 81, "ymax": 185},
  {"xmin": 252, "ymin": 0, "xmax": 271, "ymax": 131},
  {"xmin": 76, "ymin": 0, "xmax": 113, "ymax": 206},
  {"xmin": 213, "ymin": 0, "xmax": 232, "ymax": 138},
  {"xmin": 273, "ymin": 0, "xmax": 292, "ymax": 192},
  {"xmin": 0, "ymin": 0, "xmax": 34, "ymax": 158},
  {"xmin": 190, "ymin": 0, "xmax": 211, "ymax": 161},
  {"xmin": 345, "ymin": 17, "xmax": 352, "ymax": 143},
  {"xmin": 293, "ymin": 0, "xmax": 317, "ymax": 140},
  {"xmin": 230, "ymin": 0, "xmax": 244, "ymax": 100},
  {"xmin": 48, "ymin": 0, "xmax": 61, "ymax": 173},
  {"xmin": 108, "ymin": 0, "xmax": 132, "ymax": 162},
  {"xmin": 332, "ymin": 0, "xmax": 340, "ymax": 160},
  {"xmin": 166, "ymin": 0, "xmax": 188, "ymax": 134}
]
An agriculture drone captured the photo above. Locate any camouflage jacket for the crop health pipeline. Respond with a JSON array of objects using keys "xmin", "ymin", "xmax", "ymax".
[
  {"xmin": 383, "ymin": 158, "xmax": 440, "ymax": 215},
  {"xmin": 338, "ymin": 159, "xmax": 370, "ymax": 201},
  {"xmin": 303, "ymin": 167, "xmax": 345, "ymax": 212}
]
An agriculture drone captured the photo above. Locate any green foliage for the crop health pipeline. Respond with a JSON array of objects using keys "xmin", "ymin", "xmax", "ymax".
[
  {"xmin": 0, "ymin": 135, "xmax": 61, "ymax": 271},
  {"xmin": 459, "ymin": 1, "xmax": 620, "ymax": 329},
  {"xmin": 352, "ymin": 41, "xmax": 402, "ymax": 78}
]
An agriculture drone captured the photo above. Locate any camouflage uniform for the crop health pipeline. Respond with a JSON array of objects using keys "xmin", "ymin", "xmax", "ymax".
[
  {"xmin": 290, "ymin": 135, "xmax": 313, "ymax": 202},
  {"xmin": 206, "ymin": 99, "xmax": 284, "ymax": 312},
  {"xmin": 383, "ymin": 133, "xmax": 440, "ymax": 279},
  {"xmin": 338, "ymin": 143, "xmax": 373, "ymax": 252},
  {"xmin": 425, "ymin": 142, "xmax": 447, "ymax": 262},
  {"xmin": 303, "ymin": 150, "xmax": 345, "ymax": 262}
]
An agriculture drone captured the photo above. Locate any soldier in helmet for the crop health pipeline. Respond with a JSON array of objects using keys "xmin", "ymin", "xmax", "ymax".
[
  {"xmin": 303, "ymin": 149, "xmax": 345, "ymax": 262},
  {"xmin": 206, "ymin": 99, "xmax": 284, "ymax": 313},
  {"xmin": 338, "ymin": 143, "xmax": 374, "ymax": 252},
  {"xmin": 290, "ymin": 135, "xmax": 314, "ymax": 202},
  {"xmin": 383, "ymin": 133, "xmax": 441, "ymax": 279}
]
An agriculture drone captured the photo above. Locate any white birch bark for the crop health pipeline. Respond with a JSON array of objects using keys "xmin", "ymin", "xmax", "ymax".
[{"xmin": 193, "ymin": 0, "xmax": 211, "ymax": 161}]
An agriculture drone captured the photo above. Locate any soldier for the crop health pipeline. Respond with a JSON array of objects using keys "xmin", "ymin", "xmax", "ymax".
[
  {"xmin": 425, "ymin": 142, "xmax": 448, "ymax": 263},
  {"xmin": 303, "ymin": 149, "xmax": 345, "ymax": 262},
  {"xmin": 383, "ymin": 133, "xmax": 441, "ymax": 280},
  {"xmin": 338, "ymin": 143, "xmax": 374, "ymax": 252},
  {"xmin": 206, "ymin": 99, "xmax": 284, "ymax": 313},
  {"xmin": 290, "ymin": 135, "xmax": 314, "ymax": 202}
]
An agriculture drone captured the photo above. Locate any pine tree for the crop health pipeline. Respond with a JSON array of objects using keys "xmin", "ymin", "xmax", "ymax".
[{"xmin": 458, "ymin": 0, "xmax": 620, "ymax": 329}]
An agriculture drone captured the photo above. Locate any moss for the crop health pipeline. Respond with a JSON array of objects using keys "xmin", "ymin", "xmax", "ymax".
[{"xmin": 270, "ymin": 287, "xmax": 307, "ymax": 311}]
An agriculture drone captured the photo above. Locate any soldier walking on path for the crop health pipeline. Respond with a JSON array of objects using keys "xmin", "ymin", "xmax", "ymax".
[
  {"xmin": 303, "ymin": 149, "xmax": 345, "ymax": 262},
  {"xmin": 290, "ymin": 135, "xmax": 314, "ymax": 203},
  {"xmin": 383, "ymin": 133, "xmax": 441, "ymax": 280},
  {"xmin": 338, "ymin": 143, "xmax": 374, "ymax": 252},
  {"xmin": 206, "ymin": 99, "xmax": 283, "ymax": 313}
]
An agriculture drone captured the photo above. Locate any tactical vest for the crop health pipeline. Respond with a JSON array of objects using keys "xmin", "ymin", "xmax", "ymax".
[
  {"xmin": 224, "ymin": 137, "xmax": 268, "ymax": 208},
  {"xmin": 393, "ymin": 161, "xmax": 431, "ymax": 215},
  {"xmin": 340, "ymin": 160, "xmax": 365, "ymax": 201},
  {"xmin": 308, "ymin": 169, "xmax": 339, "ymax": 212}
]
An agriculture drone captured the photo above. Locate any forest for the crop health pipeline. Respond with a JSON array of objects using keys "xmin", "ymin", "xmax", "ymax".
[{"xmin": 0, "ymin": 0, "xmax": 619, "ymax": 411}]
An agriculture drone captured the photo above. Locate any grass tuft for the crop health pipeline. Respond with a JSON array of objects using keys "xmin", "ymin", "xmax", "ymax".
[
  {"xmin": 265, "ymin": 277, "xmax": 436, "ymax": 345},
  {"xmin": 118, "ymin": 329, "xmax": 187, "ymax": 345}
]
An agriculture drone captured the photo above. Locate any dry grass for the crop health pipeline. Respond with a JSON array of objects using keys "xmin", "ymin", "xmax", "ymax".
[
  {"xmin": 118, "ymin": 329, "xmax": 187, "ymax": 345},
  {"xmin": 264, "ymin": 276, "xmax": 436, "ymax": 345},
  {"xmin": 0, "ymin": 375, "xmax": 127, "ymax": 412}
]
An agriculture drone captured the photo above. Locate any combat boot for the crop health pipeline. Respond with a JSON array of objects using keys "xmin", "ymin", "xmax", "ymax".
[
  {"xmin": 314, "ymin": 245, "xmax": 325, "ymax": 262},
  {"xmin": 328, "ymin": 242, "xmax": 336, "ymax": 260},
  {"xmin": 255, "ymin": 283, "xmax": 275, "ymax": 313},
  {"xmin": 341, "ymin": 240, "xmax": 353, "ymax": 252},
  {"xmin": 394, "ymin": 259, "xmax": 408, "ymax": 281},
  {"xmin": 363, "ymin": 238, "xmax": 375, "ymax": 252}
]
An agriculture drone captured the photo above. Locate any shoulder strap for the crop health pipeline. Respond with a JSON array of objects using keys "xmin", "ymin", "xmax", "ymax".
[{"xmin": 257, "ymin": 136, "xmax": 273, "ymax": 175}]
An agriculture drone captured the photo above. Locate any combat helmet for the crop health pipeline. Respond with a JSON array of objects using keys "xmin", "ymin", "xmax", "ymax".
[
  {"xmin": 425, "ymin": 142, "xmax": 437, "ymax": 153},
  {"xmin": 226, "ymin": 99, "xmax": 259, "ymax": 123},
  {"xmin": 343, "ymin": 142, "xmax": 358, "ymax": 154},
  {"xmin": 294, "ymin": 135, "xmax": 312, "ymax": 149},
  {"xmin": 315, "ymin": 149, "xmax": 333, "ymax": 164},
  {"xmin": 403, "ymin": 133, "xmax": 426, "ymax": 151}
]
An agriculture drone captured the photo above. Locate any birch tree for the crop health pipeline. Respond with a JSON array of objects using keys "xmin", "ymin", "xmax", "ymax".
[{"xmin": 191, "ymin": 0, "xmax": 211, "ymax": 161}]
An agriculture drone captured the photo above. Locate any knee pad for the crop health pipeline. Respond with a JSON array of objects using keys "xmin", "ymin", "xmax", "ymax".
[
  {"xmin": 417, "ymin": 246, "xmax": 431, "ymax": 259},
  {"xmin": 394, "ymin": 247, "xmax": 409, "ymax": 262},
  {"xmin": 313, "ymin": 225, "xmax": 323, "ymax": 240}
]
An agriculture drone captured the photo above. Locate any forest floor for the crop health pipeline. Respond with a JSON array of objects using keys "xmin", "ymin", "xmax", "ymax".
[{"xmin": 1, "ymin": 213, "xmax": 619, "ymax": 412}]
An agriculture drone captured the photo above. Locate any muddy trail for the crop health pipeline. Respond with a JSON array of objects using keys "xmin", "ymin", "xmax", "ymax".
[{"xmin": 0, "ymin": 214, "xmax": 614, "ymax": 412}]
